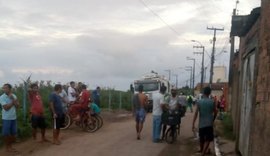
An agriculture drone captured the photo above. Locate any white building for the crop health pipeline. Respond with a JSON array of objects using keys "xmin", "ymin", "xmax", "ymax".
[{"xmin": 213, "ymin": 66, "xmax": 227, "ymax": 83}]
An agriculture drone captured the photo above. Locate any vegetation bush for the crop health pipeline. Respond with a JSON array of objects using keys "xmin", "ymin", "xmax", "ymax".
[{"xmin": 221, "ymin": 113, "xmax": 235, "ymax": 141}]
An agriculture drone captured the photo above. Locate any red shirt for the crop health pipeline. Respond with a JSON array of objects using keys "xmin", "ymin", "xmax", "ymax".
[
  {"xmin": 80, "ymin": 90, "xmax": 90, "ymax": 108},
  {"xmin": 29, "ymin": 92, "xmax": 44, "ymax": 115}
]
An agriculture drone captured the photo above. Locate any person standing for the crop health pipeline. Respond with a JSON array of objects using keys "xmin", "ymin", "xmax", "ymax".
[
  {"xmin": 59, "ymin": 85, "xmax": 69, "ymax": 113},
  {"xmin": 68, "ymin": 81, "xmax": 77, "ymax": 105},
  {"xmin": 0, "ymin": 84, "xmax": 19, "ymax": 153},
  {"xmin": 178, "ymin": 92, "xmax": 187, "ymax": 116},
  {"xmin": 49, "ymin": 84, "xmax": 65, "ymax": 145},
  {"xmin": 132, "ymin": 85, "xmax": 148, "ymax": 140},
  {"xmin": 192, "ymin": 87, "xmax": 217, "ymax": 156},
  {"xmin": 28, "ymin": 83, "xmax": 47, "ymax": 142},
  {"xmin": 152, "ymin": 86, "xmax": 166, "ymax": 143},
  {"xmin": 187, "ymin": 95, "xmax": 193, "ymax": 113},
  {"xmin": 92, "ymin": 86, "xmax": 101, "ymax": 107}
]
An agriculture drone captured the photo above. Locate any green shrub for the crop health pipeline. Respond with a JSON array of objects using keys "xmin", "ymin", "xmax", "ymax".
[{"xmin": 222, "ymin": 113, "xmax": 235, "ymax": 141}]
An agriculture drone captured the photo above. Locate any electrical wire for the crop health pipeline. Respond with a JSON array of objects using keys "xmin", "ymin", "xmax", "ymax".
[{"xmin": 138, "ymin": 0, "xmax": 189, "ymax": 42}]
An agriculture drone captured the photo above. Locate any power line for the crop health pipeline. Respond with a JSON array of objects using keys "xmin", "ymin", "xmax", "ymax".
[{"xmin": 138, "ymin": 0, "xmax": 189, "ymax": 42}]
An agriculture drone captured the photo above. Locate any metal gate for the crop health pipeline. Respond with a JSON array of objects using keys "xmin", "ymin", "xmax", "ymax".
[{"xmin": 239, "ymin": 53, "xmax": 255, "ymax": 156}]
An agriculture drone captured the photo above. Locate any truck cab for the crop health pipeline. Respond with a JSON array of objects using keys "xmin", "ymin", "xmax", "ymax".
[{"xmin": 134, "ymin": 73, "xmax": 171, "ymax": 112}]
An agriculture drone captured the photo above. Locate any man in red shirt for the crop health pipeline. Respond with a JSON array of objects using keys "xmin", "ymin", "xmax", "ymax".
[
  {"xmin": 71, "ymin": 84, "xmax": 90, "ymax": 120},
  {"xmin": 28, "ymin": 83, "xmax": 47, "ymax": 142}
]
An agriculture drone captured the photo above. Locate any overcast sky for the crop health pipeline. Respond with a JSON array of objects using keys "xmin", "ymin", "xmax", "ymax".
[{"xmin": 0, "ymin": 0, "xmax": 260, "ymax": 90}]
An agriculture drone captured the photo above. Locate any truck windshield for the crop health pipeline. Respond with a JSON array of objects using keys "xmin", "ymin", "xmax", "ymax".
[{"xmin": 134, "ymin": 82, "xmax": 159, "ymax": 92}]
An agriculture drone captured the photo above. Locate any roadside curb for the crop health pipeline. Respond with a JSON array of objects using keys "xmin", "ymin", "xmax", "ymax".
[{"xmin": 214, "ymin": 136, "xmax": 222, "ymax": 156}]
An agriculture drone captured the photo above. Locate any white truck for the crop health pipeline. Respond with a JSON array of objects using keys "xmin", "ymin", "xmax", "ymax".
[{"xmin": 133, "ymin": 72, "xmax": 171, "ymax": 112}]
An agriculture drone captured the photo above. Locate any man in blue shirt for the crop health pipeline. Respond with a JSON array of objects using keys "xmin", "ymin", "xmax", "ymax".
[
  {"xmin": 49, "ymin": 84, "xmax": 65, "ymax": 145},
  {"xmin": 0, "ymin": 84, "xmax": 19, "ymax": 153},
  {"xmin": 192, "ymin": 87, "xmax": 217, "ymax": 156},
  {"xmin": 92, "ymin": 87, "xmax": 101, "ymax": 107}
]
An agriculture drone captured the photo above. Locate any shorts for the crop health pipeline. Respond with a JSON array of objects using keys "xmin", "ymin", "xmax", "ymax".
[
  {"xmin": 199, "ymin": 126, "xmax": 214, "ymax": 143},
  {"xmin": 2, "ymin": 120, "xmax": 17, "ymax": 136},
  {"xmin": 135, "ymin": 108, "xmax": 146, "ymax": 123},
  {"xmin": 31, "ymin": 115, "xmax": 46, "ymax": 129},
  {"xmin": 52, "ymin": 114, "xmax": 65, "ymax": 129}
]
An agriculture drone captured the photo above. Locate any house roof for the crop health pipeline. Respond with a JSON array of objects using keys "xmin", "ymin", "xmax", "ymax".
[{"xmin": 195, "ymin": 82, "xmax": 228, "ymax": 91}]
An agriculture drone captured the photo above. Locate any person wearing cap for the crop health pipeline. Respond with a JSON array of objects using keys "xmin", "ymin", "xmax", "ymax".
[{"xmin": 132, "ymin": 85, "xmax": 148, "ymax": 140}]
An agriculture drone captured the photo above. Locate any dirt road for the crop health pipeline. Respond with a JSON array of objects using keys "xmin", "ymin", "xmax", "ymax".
[{"xmin": 0, "ymin": 111, "xmax": 201, "ymax": 156}]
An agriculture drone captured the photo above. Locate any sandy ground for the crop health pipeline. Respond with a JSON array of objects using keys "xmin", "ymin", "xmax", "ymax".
[{"xmin": 0, "ymin": 109, "xmax": 235, "ymax": 156}]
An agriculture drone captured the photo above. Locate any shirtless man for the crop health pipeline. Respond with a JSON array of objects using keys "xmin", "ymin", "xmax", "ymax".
[{"xmin": 132, "ymin": 85, "xmax": 148, "ymax": 140}]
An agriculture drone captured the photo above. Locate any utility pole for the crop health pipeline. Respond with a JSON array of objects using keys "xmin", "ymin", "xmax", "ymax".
[
  {"xmin": 229, "ymin": 1, "xmax": 238, "ymax": 85},
  {"xmin": 173, "ymin": 74, "xmax": 178, "ymax": 89},
  {"xmin": 185, "ymin": 67, "xmax": 192, "ymax": 89},
  {"xmin": 204, "ymin": 67, "xmax": 207, "ymax": 83},
  {"xmin": 228, "ymin": 0, "xmax": 239, "ymax": 113},
  {"xmin": 207, "ymin": 26, "xmax": 224, "ymax": 86},
  {"xmin": 193, "ymin": 44, "xmax": 205, "ymax": 93},
  {"xmin": 187, "ymin": 57, "xmax": 196, "ymax": 96}
]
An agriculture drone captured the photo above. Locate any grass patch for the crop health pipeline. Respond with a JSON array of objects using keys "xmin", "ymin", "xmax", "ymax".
[{"xmin": 221, "ymin": 113, "xmax": 236, "ymax": 141}]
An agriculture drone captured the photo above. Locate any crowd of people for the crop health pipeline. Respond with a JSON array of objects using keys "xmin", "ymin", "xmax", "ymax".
[
  {"xmin": 132, "ymin": 85, "xmax": 218, "ymax": 156},
  {"xmin": 0, "ymin": 80, "xmax": 222, "ymax": 156},
  {"xmin": 0, "ymin": 82, "xmax": 101, "ymax": 154}
]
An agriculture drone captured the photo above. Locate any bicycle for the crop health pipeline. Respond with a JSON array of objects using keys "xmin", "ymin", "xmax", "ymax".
[
  {"xmin": 61, "ymin": 104, "xmax": 99, "ymax": 133},
  {"xmin": 162, "ymin": 110, "xmax": 181, "ymax": 144},
  {"xmin": 90, "ymin": 113, "xmax": 103, "ymax": 130}
]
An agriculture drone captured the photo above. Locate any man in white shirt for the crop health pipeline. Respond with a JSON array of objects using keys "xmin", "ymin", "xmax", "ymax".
[
  {"xmin": 152, "ymin": 86, "xmax": 166, "ymax": 143},
  {"xmin": 59, "ymin": 85, "xmax": 69, "ymax": 112},
  {"xmin": 67, "ymin": 81, "xmax": 77, "ymax": 104}
]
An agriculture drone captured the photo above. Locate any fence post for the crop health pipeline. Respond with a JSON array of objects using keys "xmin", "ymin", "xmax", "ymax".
[
  {"xmin": 119, "ymin": 92, "xmax": 122, "ymax": 110},
  {"xmin": 23, "ymin": 82, "xmax": 28, "ymax": 123},
  {"xmin": 108, "ymin": 89, "xmax": 111, "ymax": 110}
]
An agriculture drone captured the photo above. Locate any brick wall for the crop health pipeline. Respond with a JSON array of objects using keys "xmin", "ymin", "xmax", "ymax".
[{"xmin": 250, "ymin": 0, "xmax": 270, "ymax": 155}]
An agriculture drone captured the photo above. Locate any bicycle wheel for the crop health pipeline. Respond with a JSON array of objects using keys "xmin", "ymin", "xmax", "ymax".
[
  {"xmin": 61, "ymin": 114, "xmax": 72, "ymax": 130},
  {"xmin": 95, "ymin": 114, "xmax": 103, "ymax": 129},
  {"xmin": 165, "ymin": 126, "xmax": 177, "ymax": 144},
  {"xmin": 85, "ymin": 116, "xmax": 98, "ymax": 133}
]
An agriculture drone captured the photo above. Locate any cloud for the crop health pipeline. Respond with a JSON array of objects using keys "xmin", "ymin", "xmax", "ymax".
[
  {"xmin": 0, "ymin": 70, "xmax": 4, "ymax": 78},
  {"xmin": 0, "ymin": 0, "xmax": 261, "ymax": 90},
  {"xmin": 11, "ymin": 67, "xmax": 73, "ymax": 75}
]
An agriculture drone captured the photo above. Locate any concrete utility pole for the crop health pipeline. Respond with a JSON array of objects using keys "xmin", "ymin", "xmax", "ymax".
[
  {"xmin": 173, "ymin": 74, "xmax": 178, "ymax": 89},
  {"xmin": 229, "ymin": 1, "xmax": 238, "ymax": 85},
  {"xmin": 185, "ymin": 66, "xmax": 192, "ymax": 89},
  {"xmin": 192, "ymin": 40, "xmax": 205, "ymax": 93},
  {"xmin": 187, "ymin": 57, "xmax": 196, "ymax": 96},
  {"xmin": 207, "ymin": 26, "xmax": 224, "ymax": 86}
]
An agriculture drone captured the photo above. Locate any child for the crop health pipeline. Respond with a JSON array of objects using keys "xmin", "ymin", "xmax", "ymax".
[{"xmin": 89, "ymin": 100, "xmax": 101, "ymax": 115}]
